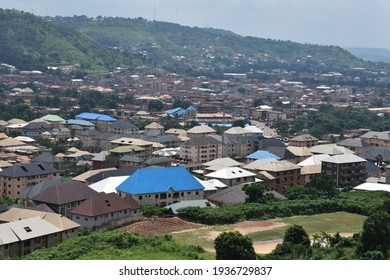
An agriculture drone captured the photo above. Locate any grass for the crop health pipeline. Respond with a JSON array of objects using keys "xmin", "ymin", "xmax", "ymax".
[{"xmin": 172, "ymin": 212, "xmax": 366, "ymax": 258}]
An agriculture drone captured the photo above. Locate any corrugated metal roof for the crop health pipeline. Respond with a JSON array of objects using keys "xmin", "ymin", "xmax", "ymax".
[
  {"xmin": 4, "ymin": 217, "xmax": 61, "ymax": 241},
  {"xmin": 116, "ymin": 166, "xmax": 204, "ymax": 195},
  {"xmin": 75, "ymin": 112, "xmax": 116, "ymax": 122}
]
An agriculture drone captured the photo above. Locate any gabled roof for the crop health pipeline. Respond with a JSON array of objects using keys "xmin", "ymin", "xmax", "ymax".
[
  {"xmin": 145, "ymin": 122, "xmax": 164, "ymax": 129},
  {"xmin": 258, "ymin": 138, "xmax": 286, "ymax": 149},
  {"xmin": 322, "ymin": 154, "xmax": 366, "ymax": 164},
  {"xmin": 290, "ymin": 134, "xmax": 318, "ymax": 142},
  {"xmin": 60, "ymin": 119, "xmax": 95, "ymax": 127},
  {"xmin": 359, "ymin": 148, "xmax": 390, "ymax": 162},
  {"xmin": 120, "ymin": 155, "xmax": 144, "ymax": 163},
  {"xmin": 41, "ymin": 114, "xmax": 65, "ymax": 122},
  {"xmin": 0, "ymin": 217, "xmax": 61, "ymax": 242},
  {"xmin": 361, "ymin": 130, "xmax": 390, "ymax": 141},
  {"xmin": 109, "ymin": 120, "xmax": 138, "ymax": 130},
  {"xmin": 286, "ymin": 146, "xmax": 313, "ymax": 157},
  {"xmin": 75, "ymin": 112, "xmax": 116, "ymax": 122},
  {"xmin": 19, "ymin": 177, "xmax": 67, "ymax": 199},
  {"xmin": 0, "ymin": 137, "xmax": 25, "ymax": 148},
  {"xmin": 205, "ymin": 167, "xmax": 256, "ymax": 180},
  {"xmin": 246, "ymin": 150, "xmax": 281, "ymax": 160},
  {"xmin": 0, "ymin": 163, "xmax": 58, "ymax": 178},
  {"xmin": 71, "ymin": 192, "xmax": 140, "ymax": 217},
  {"xmin": 31, "ymin": 181, "xmax": 98, "ymax": 205},
  {"xmin": 88, "ymin": 176, "xmax": 129, "ymax": 193},
  {"xmin": 85, "ymin": 167, "xmax": 138, "ymax": 183},
  {"xmin": 110, "ymin": 145, "xmax": 146, "ymax": 154},
  {"xmin": 187, "ymin": 125, "xmax": 216, "ymax": 134},
  {"xmin": 337, "ymin": 138, "xmax": 370, "ymax": 148},
  {"xmin": 203, "ymin": 157, "xmax": 241, "ymax": 168},
  {"xmin": 72, "ymin": 167, "xmax": 117, "ymax": 183},
  {"xmin": 0, "ymin": 207, "xmax": 79, "ymax": 230},
  {"xmin": 255, "ymin": 160, "xmax": 301, "ymax": 172},
  {"xmin": 298, "ymin": 154, "xmax": 331, "ymax": 166},
  {"xmin": 243, "ymin": 158, "xmax": 278, "ymax": 170},
  {"xmin": 224, "ymin": 126, "xmax": 249, "ymax": 135},
  {"xmin": 310, "ymin": 144, "xmax": 354, "ymax": 156},
  {"xmin": 31, "ymin": 152, "xmax": 63, "ymax": 164},
  {"xmin": 266, "ymin": 146, "xmax": 296, "ymax": 160},
  {"xmin": 116, "ymin": 166, "xmax": 204, "ymax": 195}
]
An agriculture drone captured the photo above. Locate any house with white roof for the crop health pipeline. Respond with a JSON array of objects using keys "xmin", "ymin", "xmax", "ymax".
[
  {"xmin": 321, "ymin": 154, "xmax": 367, "ymax": 188},
  {"xmin": 204, "ymin": 167, "xmax": 257, "ymax": 186}
]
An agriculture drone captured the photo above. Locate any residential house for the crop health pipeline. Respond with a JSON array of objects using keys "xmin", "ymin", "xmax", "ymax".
[
  {"xmin": 116, "ymin": 166, "xmax": 205, "ymax": 207},
  {"xmin": 84, "ymin": 167, "xmax": 138, "ymax": 185},
  {"xmin": 21, "ymin": 121, "xmax": 53, "ymax": 138},
  {"xmin": 144, "ymin": 122, "xmax": 164, "ymax": 137},
  {"xmin": 75, "ymin": 112, "xmax": 117, "ymax": 133},
  {"xmin": 289, "ymin": 134, "xmax": 319, "ymax": 148},
  {"xmin": 360, "ymin": 130, "xmax": 390, "ymax": 148},
  {"xmin": 202, "ymin": 157, "xmax": 242, "ymax": 174},
  {"xmin": 204, "ymin": 167, "xmax": 257, "ymax": 187},
  {"xmin": 309, "ymin": 144, "xmax": 355, "ymax": 156},
  {"xmin": 297, "ymin": 154, "xmax": 331, "ymax": 183},
  {"xmin": 30, "ymin": 181, "xmax": 98, "ymax": 219},
  {"xmin": 246, "ymin": 150, "xmax": 281, "ymax": 163},
  {"xmin": 108, "ymin": 120, "xmax": 139, "ymax": 135},
  {"xmin": 106, "ymin": 145, "xmax": 148, "ymax": 168},
  {"xmin": 180, "ymin": 136, "xmax": 222, "ymax": 165},
  {"xmin": 286, "ymin": 146, "xmax": 313, "ymax": 164},
  {"xmin": 255, "ymin": 160, "xmax": 305, "ymax": 194},
  {"xmin": 337, "ymin": 138, "xmax": 370, "ymax": 154},
  {"xmin": 186, "ymin": 125, "xmax": 216, "ymax": 138},
  {"xmin": 358, "ymin": 147, "xmax": 390, "ymax": 167},
  {"xmin": 0, "ymin": 208, "xmax": 79, "ymax": 258},
  {"xmin": 0, "ymin": 163, "xmax": 59, "ymax": 198},
  {"xmin": 321, "ymin": 154, "xmax": 367, "ymax": 188},
  {"xmin": 71, "ymin": 192, "xmax": 142, "ymax": 230},
  {"xmin": 30, "ymin": 152, "xmax": 63, "ymax": 170}
]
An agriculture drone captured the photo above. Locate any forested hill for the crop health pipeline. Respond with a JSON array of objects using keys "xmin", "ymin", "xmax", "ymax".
[
  {"xmin": 45, "ymin": 15, "xmax": 374, "ymax": 76},
  {"xmin": 0, "ymin": 9, "xmax": 135, "ymax": 71}
]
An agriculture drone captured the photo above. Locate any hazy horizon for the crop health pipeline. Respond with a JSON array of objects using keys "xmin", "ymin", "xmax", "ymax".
[{"xmin": 1, "ymin": 0, "xmax": 390, "ymax": 50}]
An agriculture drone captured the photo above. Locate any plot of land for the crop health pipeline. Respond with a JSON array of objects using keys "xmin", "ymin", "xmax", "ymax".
[{"xmin": 119, "ymin": 212, "xmax": 366, "ymax": 258}]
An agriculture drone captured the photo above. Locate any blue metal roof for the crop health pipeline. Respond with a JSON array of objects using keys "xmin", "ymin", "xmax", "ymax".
[
  {"xmin": 60, "ymin": 119, "xmax": 95, "ymax": 126},
  {"xmin": 75, "ymin": 112, "xmax": 116, "ymax": 122},
  {"xmin": 246, "ymin": 150, "xmax": 281, "ymax": 160},
  {"xmin": 186, "ymin": 105, "xmax": 197, "ymax": 110},
  {"xmin": 116, "ymin": 166, "xmax": 204, "ymax": 195},
  {"xmin": 165, "ymin": 107, "xmax": 183, "ymax": 114}
]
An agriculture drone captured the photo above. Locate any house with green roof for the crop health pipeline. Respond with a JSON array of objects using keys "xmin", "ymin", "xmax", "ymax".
[{"xmin": 106, "ymin": 145, "xmax": 148, "ymax": 168}]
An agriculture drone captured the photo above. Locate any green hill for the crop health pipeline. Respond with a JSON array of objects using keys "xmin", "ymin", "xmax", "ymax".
[
  {"xmin": 46, "ymin": 15, "xmax": 375, "ymax": 77},
  {"xmin": 0, "ymin": 9, "xmax": 135, "ymax": 71}
]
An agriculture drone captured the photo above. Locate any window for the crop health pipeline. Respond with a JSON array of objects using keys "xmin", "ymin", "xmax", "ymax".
[
  {"xmin": 138, "ymin": 195, "xmax": 143, "ymax": 200},
  {"xmin": 24, "ymin": 227, "xmax": 32, "ymax": 233},
  {"xmin": 54, "ymin": 233, "xmax": 58, "ymax": 238},
  {"xmin": 5, "ymin": 244, "xmax": 9, "ymax": 250}
]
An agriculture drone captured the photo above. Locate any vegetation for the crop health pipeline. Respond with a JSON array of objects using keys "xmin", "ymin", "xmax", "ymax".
[
  {"xmin": 21, "ymin": 231, "xmax": 205, "ymax": 260},
  {"xmin": 214, "ymin": 231, "xmax": 256, "ymax": 260},
  {"xmin": 0, "ymin": 9, "xmax": 135, "ymax": 71},
  {"xmin": 177, "ymin": 191, "xmax": 390, "ymax": 225}
]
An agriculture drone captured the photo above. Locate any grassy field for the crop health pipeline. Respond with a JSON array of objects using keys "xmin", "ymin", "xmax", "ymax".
[{"xmin": 172, "ymin": 212, "xmax": 366, "ymax": 259}]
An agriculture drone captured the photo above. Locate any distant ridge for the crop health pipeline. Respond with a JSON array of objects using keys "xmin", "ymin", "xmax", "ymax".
[
  {"xmin": 0, "ymin": 9, "xmax": 135, "ymax": 71},
  {"xmin": 346, "ymin": 48, "xmax": 390, "ymax": 63}
]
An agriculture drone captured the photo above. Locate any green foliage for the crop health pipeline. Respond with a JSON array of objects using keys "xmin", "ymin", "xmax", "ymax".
[
  {"xmin": 148, "ymin": 100, "xmax": 164, "ymax": 111},
  {"xmin": 22, "ymin": 231, "xmax": 204, "ymax": 260},
  {"xmin": 359, "ymin": 211, "xmax": 390, "ymax": 258},
  {"xmin": 232, "ymin": 119, "xmax": 250, "ymax": 128},
  {"xmin": 178, "ymin": 191, "xmax": 390, "ymax": 225},
  {"xmin": 0, "ymin": 9, "xmax": 134, "ymax": 71},
  {"xmin": 242, "ymin": 182, "xmax": 274, "ymax": 203},
  {"xmin": 143, "ymin": 205, "xmax": 170, "ymax": 218},
  {"xmin": 286, "ymin": 174, "xmax": 337, "ymax": 200},
  {"xmin": 214, "ymin": 231, "xmax": 256, "ymax": 260},
  {"xmin": 283, "ymin": 225, "xmax": 311, "ymax": 247}
]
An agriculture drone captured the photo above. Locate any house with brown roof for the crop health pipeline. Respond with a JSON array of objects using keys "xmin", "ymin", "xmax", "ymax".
[
  {"xmin": 30, "ymin": 181, "xmax": 98, "ymax": 219},
  {"xmin": 289, "ymin": 134, "xmax": 319, "ymax": 148},
  {"xmin": 71, "ymin": 192, "xmax": 142, "ymax": 230}
]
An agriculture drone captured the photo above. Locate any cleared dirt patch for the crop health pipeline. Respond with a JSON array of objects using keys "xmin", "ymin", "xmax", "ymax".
[{"xmin": 119, "ymin": 217, "xmax": 203, "ymax": 237}]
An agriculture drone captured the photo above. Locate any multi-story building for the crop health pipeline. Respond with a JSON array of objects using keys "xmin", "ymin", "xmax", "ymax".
[
  {"xmin": 255, "ymin": 160, "xmax": 305, "ymax": 194},
  {"xmin": 0, "ymin": 163, "xmax": 59, "ymax": 198},
  {"xmin": 360, "ymin": 130, "xmax": 390, "ymax": 148},
  {"xmin": 75, "ymin": 112, "xmax": 117, "ymax": 133},
  {"xmin": 321, "ymin": 154, "xmax": 367, "ymax": 188},
  {"xmin": 108, "ymin": 120, "xmax": 139, "ymax": 135},
  {"xmin": 116, "ymin": 166, "xmax": 204, "ymax": 207},
  {"xmin": 180, "ymin": 136, "xmax": 222, "ymax": 164},
  {"xmin": 289, "ymin": 134, "xmax": 319, "ymax": 148}
]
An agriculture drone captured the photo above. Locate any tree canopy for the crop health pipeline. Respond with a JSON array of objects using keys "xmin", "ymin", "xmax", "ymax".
[{"xmin": 214, "ymin": 231, "xmax": 257, "ymax": 260}]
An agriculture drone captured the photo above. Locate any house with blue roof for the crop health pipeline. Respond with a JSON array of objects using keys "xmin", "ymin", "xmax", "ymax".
[
  {"xmin": 245, "ymin": 150, "xmax": 281, "ymax": 162},
  {"xmin": 165, "ymin": 106, "xmax": 197, "ymax": 120},
  {"xmin": 116, "ymin": 166, "xmax": 204, "ymax": 207},
  {"xmin": 75, "ymin": 112, "xmax": 117, "ymax": 133}
]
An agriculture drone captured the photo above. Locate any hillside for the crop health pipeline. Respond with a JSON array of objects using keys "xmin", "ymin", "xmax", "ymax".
[
  {"xmin": 0, "ymin": 9, "xmax": 135, "ymax": 71},
  {"xmin": 45, "ymin": 15, "xmax": 375, "ymax": 77},
  {"xmin": 346, "ymin": 47, "xmax": 390, "ymax": 63}
]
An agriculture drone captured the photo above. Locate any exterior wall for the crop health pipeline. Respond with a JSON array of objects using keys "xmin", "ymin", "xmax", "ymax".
[
  {"xmin": 322, "ymin": 161, "xmax": 366, "ymax": 188},
  {"xmin": 1, "ymin": 172, "xmax": 59, "ymax": 198},
  {"xmin": 215, "ymin": 175, "xmax": 255, "ymax": 187},
  {"xmin": 72, "ymin": 209, "xmax": 142, "ymax": 230},
  {"xmin": 289, "ymin": 140, "xmax": 318, "ymax": 148},
  {"xmin": 0, "ymin": 230, "xmax": 76, "ymax": 258},
  {"xmin": 108, "ymin": 127, "xmax": 138, "ymax": 135},
  {"xmin": 119, "ymin": 188, "xmax": 204, "ymax": 207},
  {"xmin": 180, "ymin": 143, "xmax": 222, "ymax": 164},
  {"xmin": 261, "ymin": 168, "xmax": 305, "ymax": 194},
  {"xmin": 361, "ymin": 137, "xmax": 390, "ymax": 149}
]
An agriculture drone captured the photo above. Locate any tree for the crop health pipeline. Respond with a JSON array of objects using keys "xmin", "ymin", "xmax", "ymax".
[
  {"xmin": 148, "ymin": 100, "xmax": 164, "ymax": 111},
  {"xmin": 268, "ymin": 225, "xmax": 312, "ymax": 259},
  {"xmin": 214, "ymin": 231, "xmax": 256, "ymax": 260},
  {"xmin": 359, "ymin": 211, "xmax": 390, "ymax": 259},
  {"xmin": 232, "ymin": 119, "xmax": 250, "ymax": 128},
  {"xmin": 242, "ymin": 183, "xmax": 266, "ymax": 203},
  {"xmin": 305, "ymin": 173, "xmax": 337, "ymax": 198}
]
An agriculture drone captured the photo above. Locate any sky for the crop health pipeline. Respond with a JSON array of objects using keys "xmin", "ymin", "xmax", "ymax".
[{"xmin": 1, "ymin": 0, "xmax": 390, "ymax": 49}]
